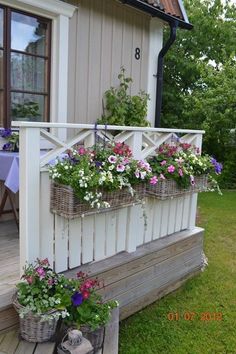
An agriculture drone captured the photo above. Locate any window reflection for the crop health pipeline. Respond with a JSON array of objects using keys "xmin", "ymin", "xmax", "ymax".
[
  {"xmin": 11, "ymin": 53, "xmax": 46, "ymax": 92},
  {"xmin": 11, "ymin": 12, "xmax": 47, "ymax": 56},
  {"xmin": 11, "ymin": 92, "xmax": 45, "ymax": 122}
]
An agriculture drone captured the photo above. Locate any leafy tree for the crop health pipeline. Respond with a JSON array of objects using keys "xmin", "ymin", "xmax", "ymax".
[{"xmin": 162, "ymin": 0, "xmax": 236, "ymax": 187}]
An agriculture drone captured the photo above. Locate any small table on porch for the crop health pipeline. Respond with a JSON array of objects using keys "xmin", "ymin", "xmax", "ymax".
[{"xmin": 0, "ymin": 151, "xmax": 19, "ymax": 228}]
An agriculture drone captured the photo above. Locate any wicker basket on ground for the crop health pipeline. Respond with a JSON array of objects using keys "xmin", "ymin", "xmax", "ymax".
[
  {"xmin": 50, "ymin": 182, "xmax": 145, "ymax": 219},
  {"xmin": 12, "ymin": 293, "xmax": 60, "ymax": 343},
  {"xmin": 146, "ymin": 175, "xmax": 208, "ymax": 200}
]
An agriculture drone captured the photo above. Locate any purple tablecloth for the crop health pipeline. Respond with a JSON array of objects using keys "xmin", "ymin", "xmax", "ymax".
[
  {"xmin": 0, "ymin": 151, "xmax": 68, "ymax": 194},
  {"xmin": 0, "ymin": 152, "xmax": 19, "ymax": 193}
]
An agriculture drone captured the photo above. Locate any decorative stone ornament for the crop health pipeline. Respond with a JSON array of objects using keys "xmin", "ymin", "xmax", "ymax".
[{"xmin": 57, "ymin": 329, "xmax": 93, "ymax": 354}]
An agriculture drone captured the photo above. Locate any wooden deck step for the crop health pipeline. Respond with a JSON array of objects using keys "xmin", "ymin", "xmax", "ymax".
[{"xmin": 0, "ymin": 328, "xmax": 56, "ymax": 354}]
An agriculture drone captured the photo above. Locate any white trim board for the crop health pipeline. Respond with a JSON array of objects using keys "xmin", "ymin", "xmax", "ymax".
[{"xmin": 0, "ymin": 0, "xmax": 76, "ymax": 18}]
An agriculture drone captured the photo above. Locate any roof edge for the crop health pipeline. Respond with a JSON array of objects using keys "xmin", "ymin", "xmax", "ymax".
[{"xmin": 120, "ymin": 0, "xmax": 193, "ymax": 30}]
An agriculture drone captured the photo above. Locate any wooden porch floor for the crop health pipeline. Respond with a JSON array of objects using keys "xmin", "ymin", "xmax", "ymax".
[
  {"xmin": 0, "ymin": 220, "xmax": 19, "ymax": 309},
  {"xmin": 0, "ymin": 328, "xmax": 56, "ymax": 354}
]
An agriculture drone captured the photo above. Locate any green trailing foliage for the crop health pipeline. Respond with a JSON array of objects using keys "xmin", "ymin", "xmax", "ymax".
[
  {"xmin": 161, "ymin": 0, "xmax": 236, "ymax": 188},
  {"xmin": 97, "ymin": 67, "xmax": 150, "ymax": 127}
]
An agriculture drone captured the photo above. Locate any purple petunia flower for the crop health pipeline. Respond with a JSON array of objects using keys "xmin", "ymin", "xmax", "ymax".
[
  {"xmin": 211, "ymin": 158, "xmax": 223, "ymax": 174},
  {"xmin": 71, "ymin": 291, "xmax": 83, "ymax": 306},
  {"xmin": 0, "ymin": 129, "xmax": 12, "ymax": 138},
  {"xmin": 3, "ymin": 142, "xmax": 12, "ymax": 150}
]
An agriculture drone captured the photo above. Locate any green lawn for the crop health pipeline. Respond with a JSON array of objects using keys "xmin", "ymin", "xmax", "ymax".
[{"xmin": 119, "ymin": 191, "xmax": 236, "ymax": 354}]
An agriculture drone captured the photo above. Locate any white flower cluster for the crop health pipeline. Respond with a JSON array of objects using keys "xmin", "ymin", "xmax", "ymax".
[
  {"xmin": 98, "ymin": 171, "xmax": 114, "ymax": 185},
  {"xmin": 84, "ymin": 191, "xmax": 110, "ymax": 209}
]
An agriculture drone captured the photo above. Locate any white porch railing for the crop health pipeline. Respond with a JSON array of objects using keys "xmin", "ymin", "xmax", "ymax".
[{"xmin": 12, "ymin": 122, "xmax": 204, "ymax": 273}]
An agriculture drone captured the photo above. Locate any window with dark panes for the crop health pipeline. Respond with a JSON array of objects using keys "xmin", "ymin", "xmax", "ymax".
[{"xmin": 0, "ymin": 6, "xmax": 51, "ymax": 127}]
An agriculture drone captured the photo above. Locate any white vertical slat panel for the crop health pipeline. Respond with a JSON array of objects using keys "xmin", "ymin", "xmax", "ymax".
[
  {"xmin": 94, "ymin": 213, "xmax": 106, "ymax": 261},
  {"xmin": 182, "ymin": 194, "xmax": 191, "ymax": 230},
  {"xmin": 135, "ymin": 204, "xmax": 145, "ymax": 246},
  {"xmin": 160, "ymin": 199, "xmax": 170, "ymax": 237},
  {"xmin": 122, "ymin": 9, "xmax": 133, "ymax": 94},
  {"xmin": 87, "ymin": 0, "xmax": 102, "ymax": 121},
  {"xmin": 19, "ymin": 127, "xmax": 40, "ymax": 271},
  {"xmin": 188, "ymin": 193, "xmax": 198, "ymax": 230},
  {"xmin": 39, "ymin": 171, "xmax": 54, "ymax": 265},
  {"xmin": 67, "ymin": 8, "xmax": 77, "ymax": 130},
  {"xmin": 131, "ymin": 12, "xmax": 142, "ymax": 95},
  {"xmin": 140, "ymin": 16, "xmax": 149, "ymax": 91},
  {"xmin": 152, "ymin": 200, "xmax": 162, "ymax": 240},
  {"xmin": 81, "ymin": 214, "xmax": 94, "ymax": 264},
  {"xmin": 75, "ymin": 1, "xmax": 90, "ymax": 123},
  {"xmin": 144, "ymin": 198, "xmax": 154, "ymax": 243},
  {"xmin": 175, "ymin": 196, "xmax": 184, "ymax": 232},
  {"xmin": 111, "ymin": 1, "xmax": 123, "ymax": 86},
  {"xmin": 68, "ymin": 0, "xmax": 152, "ymax": 124},
  {"xmin": 99, "ymin": 0, "xmax": 113, "ymax": 103},
  {"xmin": 167, "ymin": 198, "xmax": 177, "ymax": 235},
  {"xmin": 116, "ymin": 207, "xmax": 128, "ymax": 253},
  {"xmin": 68, "ymin": 218, "xmax": 82, "ymax": 269},
  {"xmin": 54, "ymin": 216, "xmax": 68, "ymax": 272},
  {"xmin": 126, "ymin": 205, "xmax": 139, "ymax": 252},
  {"xmin": 105, "ymin": 210, "xmax": 117, "ymax": 257}
]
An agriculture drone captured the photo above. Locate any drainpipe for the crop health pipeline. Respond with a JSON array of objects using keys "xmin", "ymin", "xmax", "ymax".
[{"xmin": 155, "ymin": 21, "xmax": 178, "ymax": 128}]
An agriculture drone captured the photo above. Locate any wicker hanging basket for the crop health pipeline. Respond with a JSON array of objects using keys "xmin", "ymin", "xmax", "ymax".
[
  {"xmin": 50, "ymin": 182, "xmax": 145, "ymax": 219},
  {"xmin": 12, "ymin": 293, "xmax": 60, "ymax": 343},
  {"xmin": 146, "ymin": 175, "xmax": 208, "ymax": 200}
]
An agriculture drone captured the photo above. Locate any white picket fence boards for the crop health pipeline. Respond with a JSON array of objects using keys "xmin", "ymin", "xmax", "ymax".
[{"xmin": 12, "ymin": 122, "xmax": 204, "ymax": 273}]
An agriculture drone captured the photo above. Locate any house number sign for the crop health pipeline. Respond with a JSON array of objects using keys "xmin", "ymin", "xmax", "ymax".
[{"xmin": 135, "ymin": 47, "xmax": 141, "ymax": 60}]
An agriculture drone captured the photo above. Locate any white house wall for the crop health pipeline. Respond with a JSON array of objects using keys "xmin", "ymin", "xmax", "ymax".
[{"xmin": 67, "ymin": 0, "xmax": 163, "ymax": 126}]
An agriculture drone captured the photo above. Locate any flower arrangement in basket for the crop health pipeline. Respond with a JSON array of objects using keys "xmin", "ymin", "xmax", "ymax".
[
  {"xmin": 0, "ymin": 128, "xmax": 19, "ymax": 152},
  {"xmin": 61, "ymin": 271, "xmax": 119, "ymax": 352},
  {"xmin": 13, "ymin": 259, "xmax": 118, "ymax": 348},
  {"xmin": 146, "ymin": 142, "xmax": 223, "ymax": 199},
  {"xmin": 49, "ymin": 142, "xmax": 152, "ymax": 218},
  {"xmin": 13, "ymin": 258, "xmax": 72, "ymax": 342}
]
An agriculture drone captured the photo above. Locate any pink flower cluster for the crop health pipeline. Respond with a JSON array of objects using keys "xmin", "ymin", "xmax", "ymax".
[{"xmin": 135, "ymin": 160, "xmax": 152, "ymax": 180}]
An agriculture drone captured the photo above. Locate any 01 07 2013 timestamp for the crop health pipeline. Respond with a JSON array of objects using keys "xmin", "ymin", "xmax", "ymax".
[{"xmin": 167, "ymin": 312, "xmax": 223, "ymax": 321}]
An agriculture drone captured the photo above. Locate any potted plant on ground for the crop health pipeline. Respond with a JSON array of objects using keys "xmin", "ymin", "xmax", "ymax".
[
  {"xmin": 13, "ymin": 259, "xmax": 72, "ymax": 342},
  {"xmin": 62, "ymin": 271, "xmax": 119, "ymax": 352}
]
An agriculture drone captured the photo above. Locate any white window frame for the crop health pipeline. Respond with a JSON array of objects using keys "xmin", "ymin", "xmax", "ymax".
[{"xmin": 0, "ymin": 0, "xmax": 76, "ymax": 132}]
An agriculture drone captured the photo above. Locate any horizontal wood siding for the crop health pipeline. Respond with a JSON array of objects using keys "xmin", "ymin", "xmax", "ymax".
[{"xmin": 67, "ymin": 0, "xmax": 154, "ymax": 125}]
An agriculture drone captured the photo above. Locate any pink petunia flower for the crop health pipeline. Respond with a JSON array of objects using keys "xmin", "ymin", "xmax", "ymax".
[
  {"xmin": 160, "ymin": 174, "xmax": 165, "ymax": 180},
  {"xmin": 150, "ymin": 176, "xmax": 158, "ymax": 185},
  {"xmin": 167, "ymin": 165, "xmax": 175, "ymax": 173},
  {"xmin": 108, "ymin": 155, "xmax": 117, "ymax": 164},
  {"xmin": 48, "ymin": 278, "xmax": 54, "ymax": 286},
  {"xmin": 178, "ymin": 168, "xmax": 183, "ymax": 177},
  {"xmin": 160, "ymin": 160, "xmax": 167, "ymax": 166},
  {"xmin": 26, "ymin": 276, "xmax": 34, "ymax": 284},
  {"xmin": 78, "ymin": 147, "xmax": 86, "ymax": 155},
  {"xmin": 82, "ymin": 290, "xmax": 90, "ymax": 300},
  {"xmin": 116, "ymin": 164, "xmax": 125, "ymax": 172},
  {"xmin": 36, "ymin": 267, "xmax": 46, "ymax": 278}
]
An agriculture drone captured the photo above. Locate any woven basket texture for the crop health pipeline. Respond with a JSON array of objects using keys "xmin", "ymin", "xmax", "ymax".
[
  {"xmin": 13, "ymin": 293, "xmax": 59, "ymax": 343},
  {"xmin": 50, "ymin": 182, "xmax": 145, "ymax": 219},
  {"xmin": 146, "ymin": 175, "xmax": 208, "ymax": 200}
]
